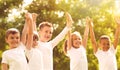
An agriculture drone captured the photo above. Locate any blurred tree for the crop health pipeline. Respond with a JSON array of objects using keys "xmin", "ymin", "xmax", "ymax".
[{"xmin": 0, "ymin": 0, "xmax": 120, "ymax": 70}]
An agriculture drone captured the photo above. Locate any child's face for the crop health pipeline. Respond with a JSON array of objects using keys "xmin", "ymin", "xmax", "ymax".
[
  {"xmin": 72, "ymin": 35, "xmax": 82, "ymax": 48},
  {"xmin": 99, "ymin": 39, "xmax": 110, "ymax": 51},
  {"xmin": 39, "ymin": 26, "xmax": 53, "ymax": 42},
  {"xmin": 6, "ymin": 33, "xmax": 20, "ymax": 49}
]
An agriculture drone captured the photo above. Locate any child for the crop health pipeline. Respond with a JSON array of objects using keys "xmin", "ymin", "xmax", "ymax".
[
  {"xmin": 63, "ymin": 17, "xmax": 89, "ymax": 70},
  {"xmin": 22, "ymin": 13, "xmax": 43, "ymax": 70},
  {"xmin": 37, "ymin": 12, "xmax": 73, "ymax": 70},
  {"xmin": 89, "ymin": 17, "xmax": 120, "ymax": 70},
  {"xmin": 1, "ymin": 28, "xmax": 29, "ymax": 70}
]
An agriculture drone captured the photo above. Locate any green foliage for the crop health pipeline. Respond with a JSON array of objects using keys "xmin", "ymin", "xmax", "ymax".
[{"xmin": 0, "ymin": 0, "xmax": 120, "ymax": 70}]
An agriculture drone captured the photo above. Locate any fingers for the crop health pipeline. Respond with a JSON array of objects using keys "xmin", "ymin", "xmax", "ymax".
[
  {"xmin": 32, "ymin": 13, "xmax": 38, "ymax": 19},
  {"xmin": 66, "ymin": 12, "xmax": 74, "ymax": 24},
  {"xmin": 115, "ymin": 16, "xmax": 120, "ymax": 24},
  {"xmin": 86, "ymin": 16, "xmax": 91, "ymax": 24},
  {"xmin": 25, "ymin": 13, "xmax": 32, "ymax": 19},
  {"xmin": 86, "ymin": 16, "xmax": 93, "ymax": 27},
  {"xmin": 65, "ymin": 12, "xmax": 73, "ymax": 28}
]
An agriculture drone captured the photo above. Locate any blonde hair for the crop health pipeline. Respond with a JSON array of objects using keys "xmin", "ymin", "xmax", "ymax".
[
  {"xmin": 38, "ymin": 22, "xmax": 53, "ymax": 30},
  {"xmin": 71, "ymin": 31, "xmax": 82, "ymax": 40}
]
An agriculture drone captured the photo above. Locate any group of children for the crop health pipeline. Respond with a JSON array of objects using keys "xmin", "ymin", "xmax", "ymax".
[
  {"xmin": 1, "ymin": 12, "xmax": 120, "ymax": 70},
  {"xmin": 63, "ymin": 17, "xmax": 120, "ymax": 70}
]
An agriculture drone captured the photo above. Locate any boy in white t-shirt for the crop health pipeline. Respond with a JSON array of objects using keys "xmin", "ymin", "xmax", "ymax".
[
  {"xmin": 37, "ymin": 12, "xmax": 73, "ymax": 70},
  {"xmin": 1, "ymin": 13, "xmax": 36, "ymax": 70},
  {"xmin": 1, "ymin": 28, "xmax": 29, "ymax": 70},
  {"xmin": 89, "ymin": 17, "xmax": 120, "ymax": 70},
  {"xmin": 63, "ymin": 17, "xmax": 90, "ymax": 70}
]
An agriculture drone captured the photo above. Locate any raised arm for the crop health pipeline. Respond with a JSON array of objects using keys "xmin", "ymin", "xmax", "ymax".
[
  {"xmin": 51, "ymin": 12, "xmax": 73, "ymax": 48},
  {"xmin": 32, "ymin": 13, "xmax": 38, "ymax": 31},
  {"xmin": 89, "ymin": 17, "xmax": 98, "ymax": 53},
  {"xmin": 22, "ymin": 13, "xmax": 34, "ymax": 50},
  {"xmin": 26, "ymin": 13, "xmax": 34, "ymax": 50},
  {"xmin": 113, "ymin": 16, "xmax": 120, "ymax": 49},
  {"xmin": 21, "ymin": 14, "xmax": 29, "ymax": 45},
  {"xmin": 82, "ymin": 17, "xmax": 90, "ymax": 48}
]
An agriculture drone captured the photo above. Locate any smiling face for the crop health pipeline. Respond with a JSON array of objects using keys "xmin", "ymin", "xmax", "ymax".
[
  {"xmin": 5, "ymin": 28, "xmax": 20, "ymax": 49},
  {"xmin": 39, "ymin": 26, "xmax": 53, "ymax": 42},
  {"xmin": 99, "ymin": 35, "xmax": 111, "ymax": 51},
  {"xmin": 71, "ymin": 32, "xmax": 82, "ymax": 48},
  {"xmin": 38, "ymin": 22, "xmax": 53, "ymax": 42}
]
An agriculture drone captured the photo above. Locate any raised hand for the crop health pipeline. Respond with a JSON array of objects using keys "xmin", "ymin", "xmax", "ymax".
[
  {"xmin": 25, "ymin": 13, "xmax": 32, "ymax": 21},
  {"xmin": 32, "ymin": 13, "xmax": 38, "ymax": 23},
  {"xmin": 115, "ymin": 16, "xmax": 120, "ymax": 25},
  {"xmin": 86, "ymin": 16, "xmax": 93, "ymax": 27},
  {"xmin": 65, "ymin": 12, "xmax": 73, "ymax": 28}
]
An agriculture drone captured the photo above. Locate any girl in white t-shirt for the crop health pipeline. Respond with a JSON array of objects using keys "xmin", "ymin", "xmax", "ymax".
[
  {"xmin": 89, "ymin": 17, "xmax": 120, "ymax": 70},
  {"xmin": 63, "ymin": 17, "xmax": 89, "ymax": 70},
  {"xmin": 37, "ymin": 12, "xmax": 73, "ymax": 70},
  {"xmin": 22, "ymin": 13, "xmax": 43, "ymax": 70}
]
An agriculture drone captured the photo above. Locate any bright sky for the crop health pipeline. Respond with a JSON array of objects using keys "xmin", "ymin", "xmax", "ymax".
[
  {"xmin": 115, "ymin": 0, "xmax": 120, "ymax": 9},
  {"xmin": 7, "ymin": 0, "xmax": 33, "ymax": 22}
]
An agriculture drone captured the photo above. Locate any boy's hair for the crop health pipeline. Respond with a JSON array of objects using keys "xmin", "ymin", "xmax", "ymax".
[
  {"xmin": 99, "ymin": 35, "xmax": 111, "ymax": 43},
  {"xmin": 5, "ymin": 28, "xmax": 20, "ymax": 38},
  {"xmin": 38, "ymin": 22, "xmax": 53, "ymax": 30}
]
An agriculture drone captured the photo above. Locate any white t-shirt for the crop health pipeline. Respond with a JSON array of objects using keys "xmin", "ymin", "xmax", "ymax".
[
  {"xmin": 67, "ymin": 46, "xmax": 88, "ymax": 70},
  {"xmin": 1, "ymin": 43, "xmax": 29, "ymax": 70},
  {"xmin": 26, "ymin": 48, "xmax": 43, "ymax": 70},
  {"xmin": 95, "ymin": 46, "xmax": 117, "ymax": 70},
  {"xmin": 38, "ymin": 27, "xmax": 70, "ymax": 70}
]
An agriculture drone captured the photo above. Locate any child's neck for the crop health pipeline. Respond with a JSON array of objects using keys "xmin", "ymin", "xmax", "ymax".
[
  {"xmin": 102, "ymin": 47, "xmax": 110, "ymax": 51},
  {"xmin": 73, "ymin": 46, "xmax": 80, "ymax": 49},
  {"xmin": 39, "ymin": 39, "xmax": 47, "ymax": 42},
  {"xmin": 9, "ymin": 46, "xmax": 17, "ymax": 49}
]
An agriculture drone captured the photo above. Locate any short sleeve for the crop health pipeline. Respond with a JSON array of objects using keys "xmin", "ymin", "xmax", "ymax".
[
  {"xmin": 109, "ymin": 45, "xmax": 116, "ymax": 54},
  {"xmin": 1, "ymin": 52, "xmax": 9, "ymax": 64},
  {"xmin": 94, "ymin": 50, "xmax": 100, "ymax": 58}
]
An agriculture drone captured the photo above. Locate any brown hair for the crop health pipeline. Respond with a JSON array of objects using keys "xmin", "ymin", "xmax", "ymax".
[
  {"xmin": 33, "ymin": 31, "xmax": 39, "ymax": 41},
  {"xmin": 63, "ymin": 40, "xmax": 68, "ymax": 54},
  {"xmin": 99, "ymin": 35, "xmax": 111, "ymax": 43},
  {"xmin": 5, "ymin": 28, "xmax": 20, "ymax": 38},
  {"xmin": 38, "ymin": 22, "xmax": 53, "ymax": 30}
]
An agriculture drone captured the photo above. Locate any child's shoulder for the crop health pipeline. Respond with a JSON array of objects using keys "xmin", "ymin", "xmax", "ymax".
[
  {"xmin": 2, "ymin": 47, "xmax": 21, "ymax": 54},
  {"xmin": 2, "ymin": 49, "xmax": 13, "ymax": 56}
]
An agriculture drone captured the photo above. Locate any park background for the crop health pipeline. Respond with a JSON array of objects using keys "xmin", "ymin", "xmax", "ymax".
[{"xmin": 0, "ymin": 0, "xmax": 120, "ymax": 70}]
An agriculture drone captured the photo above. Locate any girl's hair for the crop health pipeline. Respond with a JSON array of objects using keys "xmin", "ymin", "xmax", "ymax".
[
  {"xmin": 38, "ymin": 22, "xmax": 53, "ymax": 30},
  {"xmin": 33, "ymin": 31, "xmax": 39, "ymax": 41},
  {"xmin": 63, "ymin": 40, "xmax": 68, "ymax": 54},
  {"xmin": 99, "ymin": 35, "xmax": 111, "ymax": 43},
  {"xmin": 71, "ymin": 31, "xmax": 82, "ymax": 40},
  {"xmin": 5, "ymin": 28, "xmax": 20, "ymax": 38}
]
